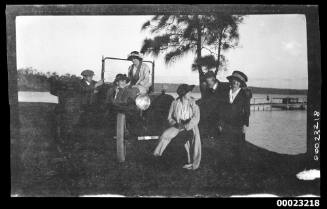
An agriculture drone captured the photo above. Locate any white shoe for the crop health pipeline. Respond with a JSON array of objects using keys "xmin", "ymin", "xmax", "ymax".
[
  {"xmin": 182, "ymin": 164, "xmax": 193, "ymax": 169},
  {"xmin": 153, "ymin": 152, "xmax": 161, "ymax": 157}
]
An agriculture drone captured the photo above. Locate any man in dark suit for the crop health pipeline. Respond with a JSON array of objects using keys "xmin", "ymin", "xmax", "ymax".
[{"xmin": 198, "ymin": 71, "xmax": 230, "ymax": 138}]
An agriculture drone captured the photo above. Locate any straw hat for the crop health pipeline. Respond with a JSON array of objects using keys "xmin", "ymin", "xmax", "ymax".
[{"xmin": 127, "ymin": 51, "xmax": 144, "ymax": 61}]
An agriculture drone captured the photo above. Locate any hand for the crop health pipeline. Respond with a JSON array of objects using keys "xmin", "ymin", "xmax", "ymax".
[
  {"xmin": 242, "ymin": 125, "xmax": 247, "ymax": 134},
  {"xmin": 95, "ymin": 80, "xmax": 104, "ymax": 87},
  {"xmin": 177, "ymin": 123, "xmax": 185, "ymax": 130},
  {"xmin": 218, "ymin": 125, "xmax": 223, "ymax": 133}
]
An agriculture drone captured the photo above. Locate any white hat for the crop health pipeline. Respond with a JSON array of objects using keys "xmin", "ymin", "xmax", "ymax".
[{"xmin": 127, "ymin": 51, "xmax": 144, "ymax": 61}]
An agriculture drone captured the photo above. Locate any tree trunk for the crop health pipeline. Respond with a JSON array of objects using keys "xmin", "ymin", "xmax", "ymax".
[
  {"xmin": 195, "ymin": 16, "xmax": 207, "ymax": 99},
  {"xmin": 214, "ymin": 28, "xmax": 224, "ymax": 77}
]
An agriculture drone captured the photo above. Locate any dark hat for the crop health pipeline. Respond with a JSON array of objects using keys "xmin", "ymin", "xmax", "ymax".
[
  {"xmin": 204, "ymin": 71, "xmax": 216, "ymax": 79},
  {"xmin": 81, "ymin": 69, "xmax": 94, "ymax": 77},
  {"xmin": 114, "ymin": 73, "xmax": 130, "ymax": 83},
  {"xmin": 227, "ymin": 71, "xmax": 248, "ymax": 87},
  {"xmin": 127, "ymin": 51, "xmax": 144, "ymax": 61},
  {"xmin": 177, "ymin": 84, "xmax": 195, "ymax": 97}
]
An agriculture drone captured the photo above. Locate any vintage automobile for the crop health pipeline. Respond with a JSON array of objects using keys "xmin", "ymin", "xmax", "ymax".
[{"xmin": 51, "ymin": 56, "xmax": 174, "ymax": 161}]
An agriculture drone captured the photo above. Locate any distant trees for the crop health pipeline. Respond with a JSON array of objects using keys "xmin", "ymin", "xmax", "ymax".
[
  {"xmin": 140, "ymin": 15, "xmax": 244, "ymax": 98},
  {"xmin": 17, "ymin": 68, "xmax": 51, "ymax": 91},
  {"xmin": 17, "ymin": 68, "xmax": 81, "ymax": 93}
]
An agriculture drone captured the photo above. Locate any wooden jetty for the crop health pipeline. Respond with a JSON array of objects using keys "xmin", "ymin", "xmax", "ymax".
[{"xmin": 251, "ymin": 97, "xmax": 307, "ymax": 111}]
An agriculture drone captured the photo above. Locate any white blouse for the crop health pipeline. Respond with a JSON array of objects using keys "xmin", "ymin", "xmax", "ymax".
[
  {"xmin": 175, "ymin": 99, "xmax": 193, "ymax": 122},
  {"xmin": 229, "ymin": 88, "xmax": 241, "ymax": 104}
]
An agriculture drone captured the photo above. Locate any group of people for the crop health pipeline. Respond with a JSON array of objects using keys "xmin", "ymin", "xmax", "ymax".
[
  {"xmin": 80, "ymin": 51, "xmax": 151, "ymax": 109},
  {"xmin": 78, "ymin": 50, "xmax": 251, "ymax": 171},
  {"xmin": 152, "ymin": 70, "xmax": 251, "ymax": 170}
]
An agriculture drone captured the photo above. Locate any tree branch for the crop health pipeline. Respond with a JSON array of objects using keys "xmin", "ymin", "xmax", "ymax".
[{"xmin": 202, "ymin": 47, "xmax": 218, "ymax": 56}]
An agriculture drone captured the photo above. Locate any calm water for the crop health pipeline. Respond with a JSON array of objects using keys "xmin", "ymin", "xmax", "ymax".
[
  {"xmin": 247, "ymin": 110, "xmax": 306, "ymax": 155},
  {"xmin": 18, "ymin": 91, "xmax": 307, "ymax": 155},
  {"xmin": 165, "ymin": 92, "xmax": 307, "ymax": 155}
]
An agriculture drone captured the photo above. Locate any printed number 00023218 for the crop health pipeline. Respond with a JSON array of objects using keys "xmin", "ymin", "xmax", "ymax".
[{"xmin": 276, "ymin": 199, "xmax": 320, "ymax": 207}]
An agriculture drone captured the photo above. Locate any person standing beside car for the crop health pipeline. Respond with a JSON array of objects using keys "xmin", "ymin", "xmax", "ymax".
[
  {"xmin": 198, "ymin": 71, "xmax": 230, "ymax": 138},
  {"xmin": 79, "ymin": 69, "xmax": 104, "ymax": 126}
]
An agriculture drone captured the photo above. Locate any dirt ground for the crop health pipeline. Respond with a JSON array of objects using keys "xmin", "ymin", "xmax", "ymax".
[{"xmin": 11, "ymin": 103, "xmax": 320, "ymax": 197}]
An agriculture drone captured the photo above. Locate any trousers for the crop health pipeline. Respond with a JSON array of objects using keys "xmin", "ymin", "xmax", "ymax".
[{"xmin": 153, "ymin": 126, "xmax": 201, "ymax": 170}]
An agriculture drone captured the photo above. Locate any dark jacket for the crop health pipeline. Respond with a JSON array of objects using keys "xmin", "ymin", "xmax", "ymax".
[
  {"xmin": 205, "ymin": 81, "xmax": 230, "ymax": 102},
  {"xmin": 80, "ymin": 79, "xmax": 97, "ymax": 106},
  {"xmin": 113, "ymin": 86, "xmax": 136, "ymax": 105},
  {"xmin": 218, "ymin": 88, "xmax": 251, "ymax": 129},
  {"xmin": 105, "ymin": 84, "xmax": 118, "ymax": 105},
  {"xmin": 199, "ymin": 81, "xmax": 230, "ymax": 118}
]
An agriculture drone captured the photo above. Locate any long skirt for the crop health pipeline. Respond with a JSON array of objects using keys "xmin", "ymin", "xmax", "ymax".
[
  {"xmin": 220, "ymin": 123, "xmax": 246, "ymax": 165},
  {"xmin": 153, "ymin": 126, "xmax": 201, "ymax": 170}
]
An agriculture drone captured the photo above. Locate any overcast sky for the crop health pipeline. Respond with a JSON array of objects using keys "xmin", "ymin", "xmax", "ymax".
[{"xmin": 16, "ymin": 14, "xmax": 308, "ymax": 89}]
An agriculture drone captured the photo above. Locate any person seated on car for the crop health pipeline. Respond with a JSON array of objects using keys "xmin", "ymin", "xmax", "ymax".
[
  {"xmin": 112, "ymin": 74, "xmax": 135, "ymax": 106},
  {"xmin": 127, "ymin": 51, "xmax": 151, "ymax": 97}
]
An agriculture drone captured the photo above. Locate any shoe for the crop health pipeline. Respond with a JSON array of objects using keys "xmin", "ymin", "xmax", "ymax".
[
  {"xmin": 182, "ymin": 164, "xmax": 193, "ymax": 169},
  {"xmin": 153, "ymin": 152, "xmax": 161, "ymax": 157}
]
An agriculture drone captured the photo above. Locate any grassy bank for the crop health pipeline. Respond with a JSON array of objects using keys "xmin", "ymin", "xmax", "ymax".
[{"xmin": 11, "ymin": 102, "xmax": 319, "ymax": 197}]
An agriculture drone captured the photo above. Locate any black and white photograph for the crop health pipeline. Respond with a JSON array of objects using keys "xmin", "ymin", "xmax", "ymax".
[{"xmin": 7, "ymin": 4, "xmax": 321, "ymax": 198}]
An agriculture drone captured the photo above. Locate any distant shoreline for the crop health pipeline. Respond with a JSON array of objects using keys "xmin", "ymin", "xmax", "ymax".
[
  {"xmin": 17, "ymin": 79, "xmax": 308, "ymax": 96},
  {"xmin": 18, "ymin": 83, "xmax": 308, "ymax": 96},
  {"xmin": 155, "ymin": 83, "xmax": 308, "ymax": 95}
]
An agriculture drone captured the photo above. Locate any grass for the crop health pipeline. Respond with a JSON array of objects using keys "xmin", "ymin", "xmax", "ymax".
[{"xmin": 11, "ymin": 102, "xmax": 319, "ymax": 197}]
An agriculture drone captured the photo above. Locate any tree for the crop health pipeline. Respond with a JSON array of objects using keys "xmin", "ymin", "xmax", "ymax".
[
  {"xmin": 140, "ymin": 14, "xmax": 244, "ymax": 97},
  {"xmin": 201, "ymin": 14, "xmax": 244, "ymax": 76}
]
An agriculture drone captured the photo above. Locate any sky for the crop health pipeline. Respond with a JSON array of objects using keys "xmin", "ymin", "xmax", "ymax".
[{"xmin": 16, "ymin": 14, "xmax": 308, "ymax": 89}]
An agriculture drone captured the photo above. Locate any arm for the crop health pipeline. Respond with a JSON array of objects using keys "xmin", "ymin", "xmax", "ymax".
[
  {"xmin": 242, "ymin": 92, "xmax": 251, "ymax": 127},
  {"xmin": 105, "ymin": 85, "xmax": 116, "ymax": 104},
  {"xmin": 80, "ymin": 81, "xmax": 95, "ymax": 93},
  {"xmin": 184, "ymin": 102, "xmax": 200, "ymax": 131},
  {"xmin": 167, "ymin": 101, "xmax": 177, "ymax": 126},
  {"xmin": 136, "ymin": 64, "xmax": 151, "ymax": 88}
]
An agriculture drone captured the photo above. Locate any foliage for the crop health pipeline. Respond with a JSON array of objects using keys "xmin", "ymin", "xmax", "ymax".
[
  {"xmin": 17, "ymin": 68, "xmax": 82, "ymax": 93},
  {"xmin": 140, "ymin": 15, "xmax": 244, "ymax": 79}
]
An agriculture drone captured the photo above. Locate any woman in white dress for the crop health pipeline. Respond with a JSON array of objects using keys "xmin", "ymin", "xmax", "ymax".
[{"xmin": 153, "ymin": 84, "xmax": 202, "ymax": 170}]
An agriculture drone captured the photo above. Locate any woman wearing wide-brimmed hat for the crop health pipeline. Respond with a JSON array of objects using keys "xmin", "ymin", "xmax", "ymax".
[
  {"xmin": 218, "ymin": 70, "xmax": 251, "ymax": 165},
  {"xmin": 127, "ymin": 51, "xmax": 151, "ymax": 96},
  {"xmin": 153, "ymin": 84, "xmax": 201, "ymax": 170}
]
